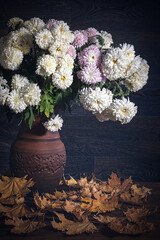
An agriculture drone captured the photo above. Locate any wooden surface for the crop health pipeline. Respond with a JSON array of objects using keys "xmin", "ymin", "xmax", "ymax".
[
  {"xmin": 0, "ymin": 182, "xmax": 160, "ymax": 240},
  {"xmin": 0, "ymin": 0, "xmax": 160, "ymax": 181}
]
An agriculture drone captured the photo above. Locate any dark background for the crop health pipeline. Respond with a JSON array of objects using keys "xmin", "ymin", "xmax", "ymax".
[{"xmin": 0, "ymin": 0, "xmax": 160, "ymax": 182}]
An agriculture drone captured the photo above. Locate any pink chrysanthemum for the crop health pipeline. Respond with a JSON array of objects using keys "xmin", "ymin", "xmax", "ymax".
[
  {"xmin": 73, "ymin": 30, "xmax": 88, "ymax": 48},
  {"xmin": 77, "ymin": 65, "xmax": 102, "ymax": 84},
  {"xmin": 86, "ymin": 27, "xmax": 100, "ymax": 43},
  {"xmin": 46, "ymin": 19, "xmax": 57, "ymax": 30},
  {"xmin": 78, "ymin": 45, "xmax": 102, "ymax": 67},
  {"xmin": 67, "ymin": 44, "xmax": 76, "ymax": 59}
]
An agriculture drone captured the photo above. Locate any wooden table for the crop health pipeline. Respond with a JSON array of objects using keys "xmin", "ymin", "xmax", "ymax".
[{"xmin": 0, "ymin": 182, "xmax": 160, "ymax": 240}]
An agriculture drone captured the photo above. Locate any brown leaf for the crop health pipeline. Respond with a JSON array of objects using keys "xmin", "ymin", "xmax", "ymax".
[
  {"xmin": 34, "ymin": 192, "xmax": 62, "ymax": 210},
  {"xmin": 94, "ymin": 214, "xmax": 117, "ymax": 224},
  {"xmin": 51, "ymin": 212, "xmax": 97, "ymax": 235},
  {"xmin": 108, "ymin": 220, "xmax": 155, "ymax": 235},
  {"xmin": 5, "ymin": 217, "xmax": 45, "ymax": 234},
  {"xmin": 60, "ymin": 175, "xmax": 77, "ymax": 186},
  {"xmin": 0, "ymin": 175, "xmax": 34, "ymax": 201},
  {"xmin": 121, "ymin": 176, "xmax": 133, "ymax": 192},
  {"xmin": 124, "ymin": 207, "xmax": 156, "ymax": 223},
  {"xmin": 108, "ymin": 172, "xmax": 121, "ymax": 189},
  {"xmin": 77, "ymin": 177, "xmax": 88, "ymax": 188}
]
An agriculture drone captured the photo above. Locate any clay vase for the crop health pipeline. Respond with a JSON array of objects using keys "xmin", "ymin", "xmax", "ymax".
[{"xmin": 9, "ymin": 115, "xmax": 66, "ymax": 192}]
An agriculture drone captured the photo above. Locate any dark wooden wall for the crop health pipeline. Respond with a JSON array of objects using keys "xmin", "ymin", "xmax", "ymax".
[{"xmin": 0, "ymin": 0, "xmax": 160, "ymax": 182}]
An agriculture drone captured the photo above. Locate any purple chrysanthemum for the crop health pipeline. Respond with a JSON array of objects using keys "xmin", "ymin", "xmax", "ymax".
[
  {"xmin": 73, "ymin": 30, "xmax": 88, "ymax": 48},
  {"xmin": 86, "ymin": 27, "xmax": 100, "ymax": 43},
  {"xmin": 78, "ymin": 45, "xmax": 102, "ymax": 67},
  {"xmin": 77, "ymin": 65, "xmax": 102, "ymax": 84},
  {"xmin": 67, "ymin": 44, "xmax": 76, "ymax": 59},
  {"xmin": 46, "ymin": 19, "xmax": 57, "ymax": 30}
]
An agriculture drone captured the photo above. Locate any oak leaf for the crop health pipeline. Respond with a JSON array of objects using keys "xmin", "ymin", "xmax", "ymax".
[
  {"xmin": 60, "ymin": 175, "xmax": 77, "ymax": 186},
  {"xmin": 51, "ymin": 212, "xmax": 97, "ymax": 235},
  {"xmin": 5, "ymin": 217, "xmax": 46, "ymax": 234}
]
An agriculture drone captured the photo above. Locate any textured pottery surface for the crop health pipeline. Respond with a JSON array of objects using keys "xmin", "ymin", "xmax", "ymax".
[{"xmin": 10, "ymin": 116, "xmax": 66, "ymax": 192}]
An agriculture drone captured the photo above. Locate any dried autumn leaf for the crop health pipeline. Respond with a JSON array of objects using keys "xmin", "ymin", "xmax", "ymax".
[
  {"xmin": 108, "ymin": 219, "xmax": 155, "ymax": 235},
  {"xmin": 120, "ymin": 184, "xmax": 151, "ymax": 205},
  {"xmin": 108, "ymin": 172, "xmax": 121, "ymax": 189},
  {"xmin": 0, "ymin": 175, "xmax": 34, "ymax": 201},
  {"xmin": 124, "ymin": 207, "xmax": 156, "ymax": 223},
  {"xmin": 77, "ymin": 177, "xmax": 88, "ymax": 188},
  {"xmin": 121, "ymin": 176, "xmax": 133, "ymax": 192},
  {"xmin": 64, "ymin": 200, "xmax": 77, "ymax": 213},
  {"xmin": 34, "ymin": 192, "xmax": 62, "ymax": 210},
  {"xmin": 81, "ymin": 195, "xmax": 119, "ymax": 213},
  {"xmin": 54, "ymin": 190, "xmax": 67, "ymax": 200},
  {"xmin": 0, "ymin": 203, "xmax": 10, "ymax": 213},
  {"xmin": 5, "ymin": 217, "xmax": 46, "ymax": 234},
  {"xmin": 94, "ymin": 214, "xmax": 117, "ymax": 224},
  {"xmin": 51, "ymin": 212, "xmax": 97, "ymax": 235},
  {"xmin": 60, "ymin": 175, "xmax": 77, "ymax": 186}
]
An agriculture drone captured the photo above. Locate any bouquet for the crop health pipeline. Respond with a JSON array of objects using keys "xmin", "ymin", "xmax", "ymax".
[{"xmin": 0, "ymin": 17, "xmax": 149, "ymax": 131}]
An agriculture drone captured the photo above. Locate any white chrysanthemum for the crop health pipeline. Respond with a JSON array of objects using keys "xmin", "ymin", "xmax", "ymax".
[
  {"xmin": 48, "ymin": 39, "xmax": 68, "ymax": 58},
  {"xmin": 124, "ymin": 58, "xmax": 149, "ymax": 92},
  {"xmin": 0, "ymin": 46, "xmax": 23, "ymax": 70},
  {"xmin": 79, "ymin": 87, "xmax": 113, "ymax": 113},
  {"xmin": 24, "ymin": 18, "xmax": 45, "ymax": 35},
  {"xmin": 8, "ymin": 28, "xmax": 33, "ymax": 55},
  {"xmin": 124, "ymin": 55, "xmax": 142, "ymax": 78},
  {"xmin": 43, "ymin": 115, "xmax": 63, "ymax": 132},
  {"xmin": 7, "ymin": 17, "xmax": 23, "ymax": 29},
  {"xmin": 94, "ymin": 109, "xmax": 111, "ymax": 122},
  {"xmin": 96, "ymin": 31, "xmax": 113, "ymax": 49},
  {"xmin": 101, "ymin": 46, "xmax": 127, "ymax": 81},
  {"xmin": 11, "ymin": 74, "xmax": 29, "ymax": 90},
  {"xmin": 57, "ymin": 54, "xmax": 74, "ymax": 73},
  {"xmin": 101, "ymin": 44, "xmax": 136, "ymax": 81},
  {"xmin": 0, "ymin": 77, "xmax": 9, "ymax": 105},
  {"xmin": 120, "ymin": 43, "xmax": 135, "ymax": 64},
  {"xmin": 6, "ymin": 90, "xmax": 27, "ymax": 113},
  {"xmin": 35, "ymin": 29, "xmax": 53, "ymax": 49},
  {"xmin": 52, "ymin": 68, "xmax": 73, "ymax": 90},
  {"xmin": 21, "ymin": 83, "xmax": 41, "ymax": 106},
  {"xmin": 51, "ymin": 20, "xmax": 74, "ymax": 43},
  {"xmin": 36, "ymin": 54, "xmax": 56, "ymax": 77},
  {"xmin": 109, "ymin": 97, "xmax": 137, "ymax": 124}
]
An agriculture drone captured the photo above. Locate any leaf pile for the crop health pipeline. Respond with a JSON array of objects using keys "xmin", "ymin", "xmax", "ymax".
[{"xmin": 0, "ymin": 173, "xmax": 156, "ymax": 236}]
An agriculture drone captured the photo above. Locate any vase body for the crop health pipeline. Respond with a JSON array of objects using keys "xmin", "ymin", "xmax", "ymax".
[{"xmin": 9, "ymin": 116, "xmax": 66, "ymax": 192}]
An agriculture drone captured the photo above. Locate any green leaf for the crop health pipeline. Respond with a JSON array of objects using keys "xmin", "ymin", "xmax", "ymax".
[
  {"xmin": 28, "ymin": 107, "xmax": 35, "ymax": 129},
  {"xmin": 96, "ymin": 35, "xmax": 104, "ymax": 46}
]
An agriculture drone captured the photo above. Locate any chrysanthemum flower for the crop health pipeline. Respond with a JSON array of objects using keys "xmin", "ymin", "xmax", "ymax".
[
  {"xmin": 35, "ymin": 29, "xmax": 53, "ymax": 50},
  {"xmin": 24, "ymin": 17, "xmax": 45, "ymax": 35},
  {"xmin": 7, "ymin": 17, "xmax": 23, "ymax": 29},
  {"xmin": 79, "ymin": 87, "xmax": 113, "ymax": 113},
  {"xmin": 78, "ymin": 45, "xmax": 102, "ymax": 67},
  {"xmin": 52, "ymin": 68, "xmax": 73, "ymax": 90},
  {"xmin": 0, "ymin": 46, "xmax": 23, "ymax": 70},
  {"xmin": 124, "ymin": 58, "xmax": 149, "ymax": 92},
  {"xmin": 43, "ymin": 115, "xmax": 63, "ymax": 132},
  {"xmin": 48, "ymin": 40, "xmax": 68, "ymax": 58},
  {"xmin": 0, "ymin": 77, "xmax": 9, "ymax": 105},
  {"xmin": 36, "ymin": 54, "xmax": 56, "ymax": 77},
  {"xmin": 73, "ymin": 30, "xmax": 88, "ymax": 48},
  {"xmin": 108, "ymin": 97, "xmax": 137, "ymax": 124},
  {"xmin": 77, "ymin": 65, "xmax": 102, "ymax": 84},
  {"xmin": 6, "ymin": 90, "xmax": 27, "ymax": 113},
  {"xmin": 67, "ymin": 45, "xmax": 76, "ymax": 59},
  {"xmin": 21, "ymin": 83, "xmax": 41, "ymax": 106},
  {"xmin": 11, "ymin": 74, "xmax": 29, "ymax": 90}
]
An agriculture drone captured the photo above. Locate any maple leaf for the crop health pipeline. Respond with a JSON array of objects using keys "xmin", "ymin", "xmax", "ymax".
[
  {"xmin": 124, "ymin": 207, "xmax": 156, "ymax": 223},
  {"xmin": 77, "ymin": 177, "xmax": 88, "ymax": 188},
  {"xmin": 121, "ymin": 176, "xmax": 133, "ymax": 192},
  {"xmin": 94, "ymin": 215, "xmax": 117, "ymax": 224},
  {"xmin": 108, "ymin": 172, "xmax": 121, "ymax": 189},
  {"xmin": 60, "ymin": 175, "xmax": 77, "ymax": 186},
  {"xmin": 120, "ymin": 184, "xmax": 151, "ymax": 205},
  {"xmin": 108, "ymin": 219, "xmax": 155, "ymax": 235},
  {"xmin": 51, "ymin": 212, "xmax": 97, "ymax": 235},
  {"xmin": 0, "ymin": 175, "xmax": 34, "ymax": 201},
  {"xmin": 34, "ymin": 192, "xmax": 62, "ymax": 210},
  {"xmin": 81, "ymin": 195, "xmax": 119, "ymax": 213},
  {"xmin": 5, "ymin": 217, "xmax": 46, "ymax": 234}
]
